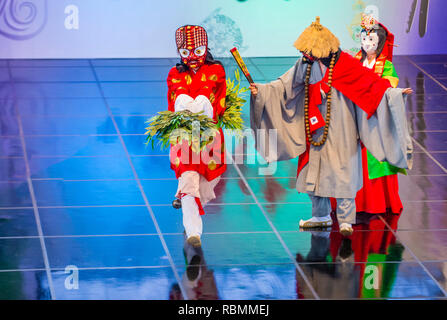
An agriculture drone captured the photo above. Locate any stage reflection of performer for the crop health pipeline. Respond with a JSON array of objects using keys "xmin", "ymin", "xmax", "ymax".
[
  {"xmin": 295, "ymin": 229, "xmax": 360, "ymax": 299},
  {"xmin": 334, "ymin": 14, "xmax": 407, "ymax": 215},
  {"xmin": 295, "ymin": 212, "xmax": 404, "ymax": 299},
  {"xmin": 249, "ymin": 17, "xmax": 413, "ymax": 236},
  {"xmin": 167, "ymin": 25, "xmax": 227, "ymax": 248},
  {"xmin": 169, "ymin": 238, "xmax": 219, "ymax": 300}
]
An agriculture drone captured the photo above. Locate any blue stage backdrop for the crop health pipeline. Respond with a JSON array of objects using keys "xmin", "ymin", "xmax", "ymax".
[{"xmin": 0, "ymin": 0, "xmax": 445, "ymax": 59}]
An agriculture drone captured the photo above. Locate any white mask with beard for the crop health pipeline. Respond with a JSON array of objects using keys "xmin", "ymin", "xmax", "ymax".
[{"xmin": 361, "ymin": 31, "xmax": 379, "ymax": 55}]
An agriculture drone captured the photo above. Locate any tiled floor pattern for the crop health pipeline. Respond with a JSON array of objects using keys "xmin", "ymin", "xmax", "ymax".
[{"xmin": 0, "ymin": 55, "xmax": 446, "ymax": 300}]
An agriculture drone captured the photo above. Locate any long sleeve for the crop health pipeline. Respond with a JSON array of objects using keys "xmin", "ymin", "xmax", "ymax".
[
  {"xmin": 167, "ymin": 65, "xmax": 226, "ymax": 122},
  {"xmin": 167, "ymin": 67, "xmax": 189, "ymax": 112},
  {"xmin": 194, "ymin": 95, "xmax": 213, "ymax": 118},
  {"xmin": 166, "ymin": 63, "xmax": 227, "ymax": 182},
  {"xmin": 250, "ymin": 58, "xmax": 323, "ymax": 162},
  {"xmin": 174, "ymin": 94, "xmax": 194, "ymax": 112},
  {"xmin": 356, "ymin": 87, "xmax": 413, "ymax": 170},
  {"xmin": 197, "ymin": 64, "xmax": 226, "ymax": 119},
  {"xmin": 382, "ymin": 60, "xmax": 399, "ymax": 88}
]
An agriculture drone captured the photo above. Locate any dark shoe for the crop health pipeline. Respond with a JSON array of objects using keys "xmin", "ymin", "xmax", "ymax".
[
  {"xmin": 339, "ymin": 238, "xmax": 353, "ymax": 259},
  {"xmin": 172, "ymin": 199, "xmax": 182, "ymax": 209},
  {"xmin": 186, "ymin": 254, "xmax": 202, "ymax": 281}
]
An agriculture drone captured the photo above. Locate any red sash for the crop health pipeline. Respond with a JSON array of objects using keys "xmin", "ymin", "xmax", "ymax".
[{"xmin": 297, "ymin": 52, "xmax": 391, "ymax": 177}]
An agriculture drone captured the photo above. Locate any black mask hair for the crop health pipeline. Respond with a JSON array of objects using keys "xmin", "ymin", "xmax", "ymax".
[
  {"xmin": 320, "ymin": 48, "xmax": 342, "ymax": 68},
  {"xmin": 360, "ymin": 25, "xmax": 388, "ymax": 62}
]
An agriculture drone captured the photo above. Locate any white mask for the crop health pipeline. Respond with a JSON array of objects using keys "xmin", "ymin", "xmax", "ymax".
[{"xmin": 361, "ymin": 31, "xmax": 379, "ymax": 55}]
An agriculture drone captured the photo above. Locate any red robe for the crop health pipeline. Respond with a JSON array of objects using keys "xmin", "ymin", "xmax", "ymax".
[
  {"xmin": 167, "ymin": 63, "xmax": 227, "ymax": 181},
  {"xmin": 351, "ymin": 147, "xmax": 403, "ymax": 214},
  {"xmin": 352, "ymin": 53, "xmax": 403, "ymax": 215},
  {"xmin": 329, "ymin": 53, "xmax": 403, "ymax": 214}
]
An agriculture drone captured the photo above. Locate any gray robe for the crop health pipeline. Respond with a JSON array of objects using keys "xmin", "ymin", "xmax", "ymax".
[{"xmin": 250, "ymin": 58, "xmax": 413, "ymax": 199}]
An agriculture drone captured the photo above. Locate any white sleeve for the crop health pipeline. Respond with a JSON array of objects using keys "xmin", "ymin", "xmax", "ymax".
[
  {"xmin": 194, "ymin": 95, "xmax": 214, "ymax": 118},
  {"xmin": 174, "ymin": 94, "xmax": 194, "ymax": 112}
]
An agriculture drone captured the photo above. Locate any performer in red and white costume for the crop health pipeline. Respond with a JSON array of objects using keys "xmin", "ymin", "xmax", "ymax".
[{"xmin": 167, "ymin": 25, "xmax": 227, "ymax": 247}]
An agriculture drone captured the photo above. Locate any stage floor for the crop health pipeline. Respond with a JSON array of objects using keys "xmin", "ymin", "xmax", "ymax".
[{"xmin": 0, "ymin": 55, "xmax": 446, "ymax": 300}]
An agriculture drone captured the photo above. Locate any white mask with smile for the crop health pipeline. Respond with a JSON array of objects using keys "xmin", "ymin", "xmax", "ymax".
[{"xmin": 361, "ymin": 31, "xmax": 379, "ymax": 55}]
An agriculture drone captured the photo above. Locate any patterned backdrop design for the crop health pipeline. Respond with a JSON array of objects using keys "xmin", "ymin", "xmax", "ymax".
[
  {"xmin": 202, "ymin": 8, "xmax": 247, "ymax": 57},
  {"xmin": 0, "ymin": 0, "xmax": 444, "ymax": 59},
  {"xmin": 0, "ymin": 0, "xmax": 47, "ymax": 40}
]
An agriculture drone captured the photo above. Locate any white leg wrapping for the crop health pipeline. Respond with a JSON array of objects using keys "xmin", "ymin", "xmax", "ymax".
[{"xmin": 181, "ymin": 195, "xmax": 203, "ymax": 239}]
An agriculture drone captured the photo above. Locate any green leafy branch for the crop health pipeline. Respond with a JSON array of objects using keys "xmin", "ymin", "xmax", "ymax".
[
  {"xmin": 144, "ymin": 69, "xmax": 248, "ymax": 151},
  {"xmin": 218, "ymin": 68, "xmax": 248, "ymax": 132}
]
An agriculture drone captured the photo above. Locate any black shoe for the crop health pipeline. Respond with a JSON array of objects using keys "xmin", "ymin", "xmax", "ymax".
[
  {"xmin": 172, "ymin": 199, "xmax": 182, "ymax": 209},
  {"xmin": 186, "ymin": 254, "xmax": 202, "ymax": 281},
  {"xmin": 339, "ymin": 238, "xmax": 353, "ymax": 259}
]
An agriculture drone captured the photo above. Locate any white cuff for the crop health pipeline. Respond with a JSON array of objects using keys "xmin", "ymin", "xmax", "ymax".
[
  {"xmin": 194, "ymin": 95, "xmax": 214, "ymax": 118},
  {"xmin": 174, "ymin": 94, "xmax": 194, "ymax": 112}
]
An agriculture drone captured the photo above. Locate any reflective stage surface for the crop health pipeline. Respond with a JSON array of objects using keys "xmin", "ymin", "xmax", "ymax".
[{"xmin": 0, "ymin": 56, "xmax": 446, "ymax": 300}]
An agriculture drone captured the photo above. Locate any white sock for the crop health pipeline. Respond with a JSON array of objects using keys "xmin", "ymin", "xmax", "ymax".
[{"xmin": 181, "ymin": 195, "xmax": 203, "ymax": 239}]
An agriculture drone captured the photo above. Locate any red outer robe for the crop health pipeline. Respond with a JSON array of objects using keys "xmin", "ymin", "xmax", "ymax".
[
  {"xmin": 167, "ymin": 63, "xmax": 227, "ymax": 181},
  {"xmin": 297, "ymin": 52, "xmax": 391, "ymax": 178},
  {"xmin": 351, "ymin": 53, "xmax": 403, "ymax": 215},
  {"xmin": 350, "ymin": 147, "xmax": 403, "ymax": 214}
]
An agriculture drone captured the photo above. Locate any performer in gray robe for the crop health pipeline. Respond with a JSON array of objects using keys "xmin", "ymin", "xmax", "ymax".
[{"xmin": 249, "ymin": 17, "xmax": 413, "ymax": 235}]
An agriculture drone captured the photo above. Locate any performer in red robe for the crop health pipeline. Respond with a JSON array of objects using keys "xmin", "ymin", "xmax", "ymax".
[
  {"xmin": 330, "ymin": 15, "xmax": 406, "ymax": 215},
  {"xmin": 355, "ymin": 15, "xmax": 405, "ymax": 214},
  {"xmin": 167, "ymin": 25, "xmax": 227, "ymax": 247}
]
